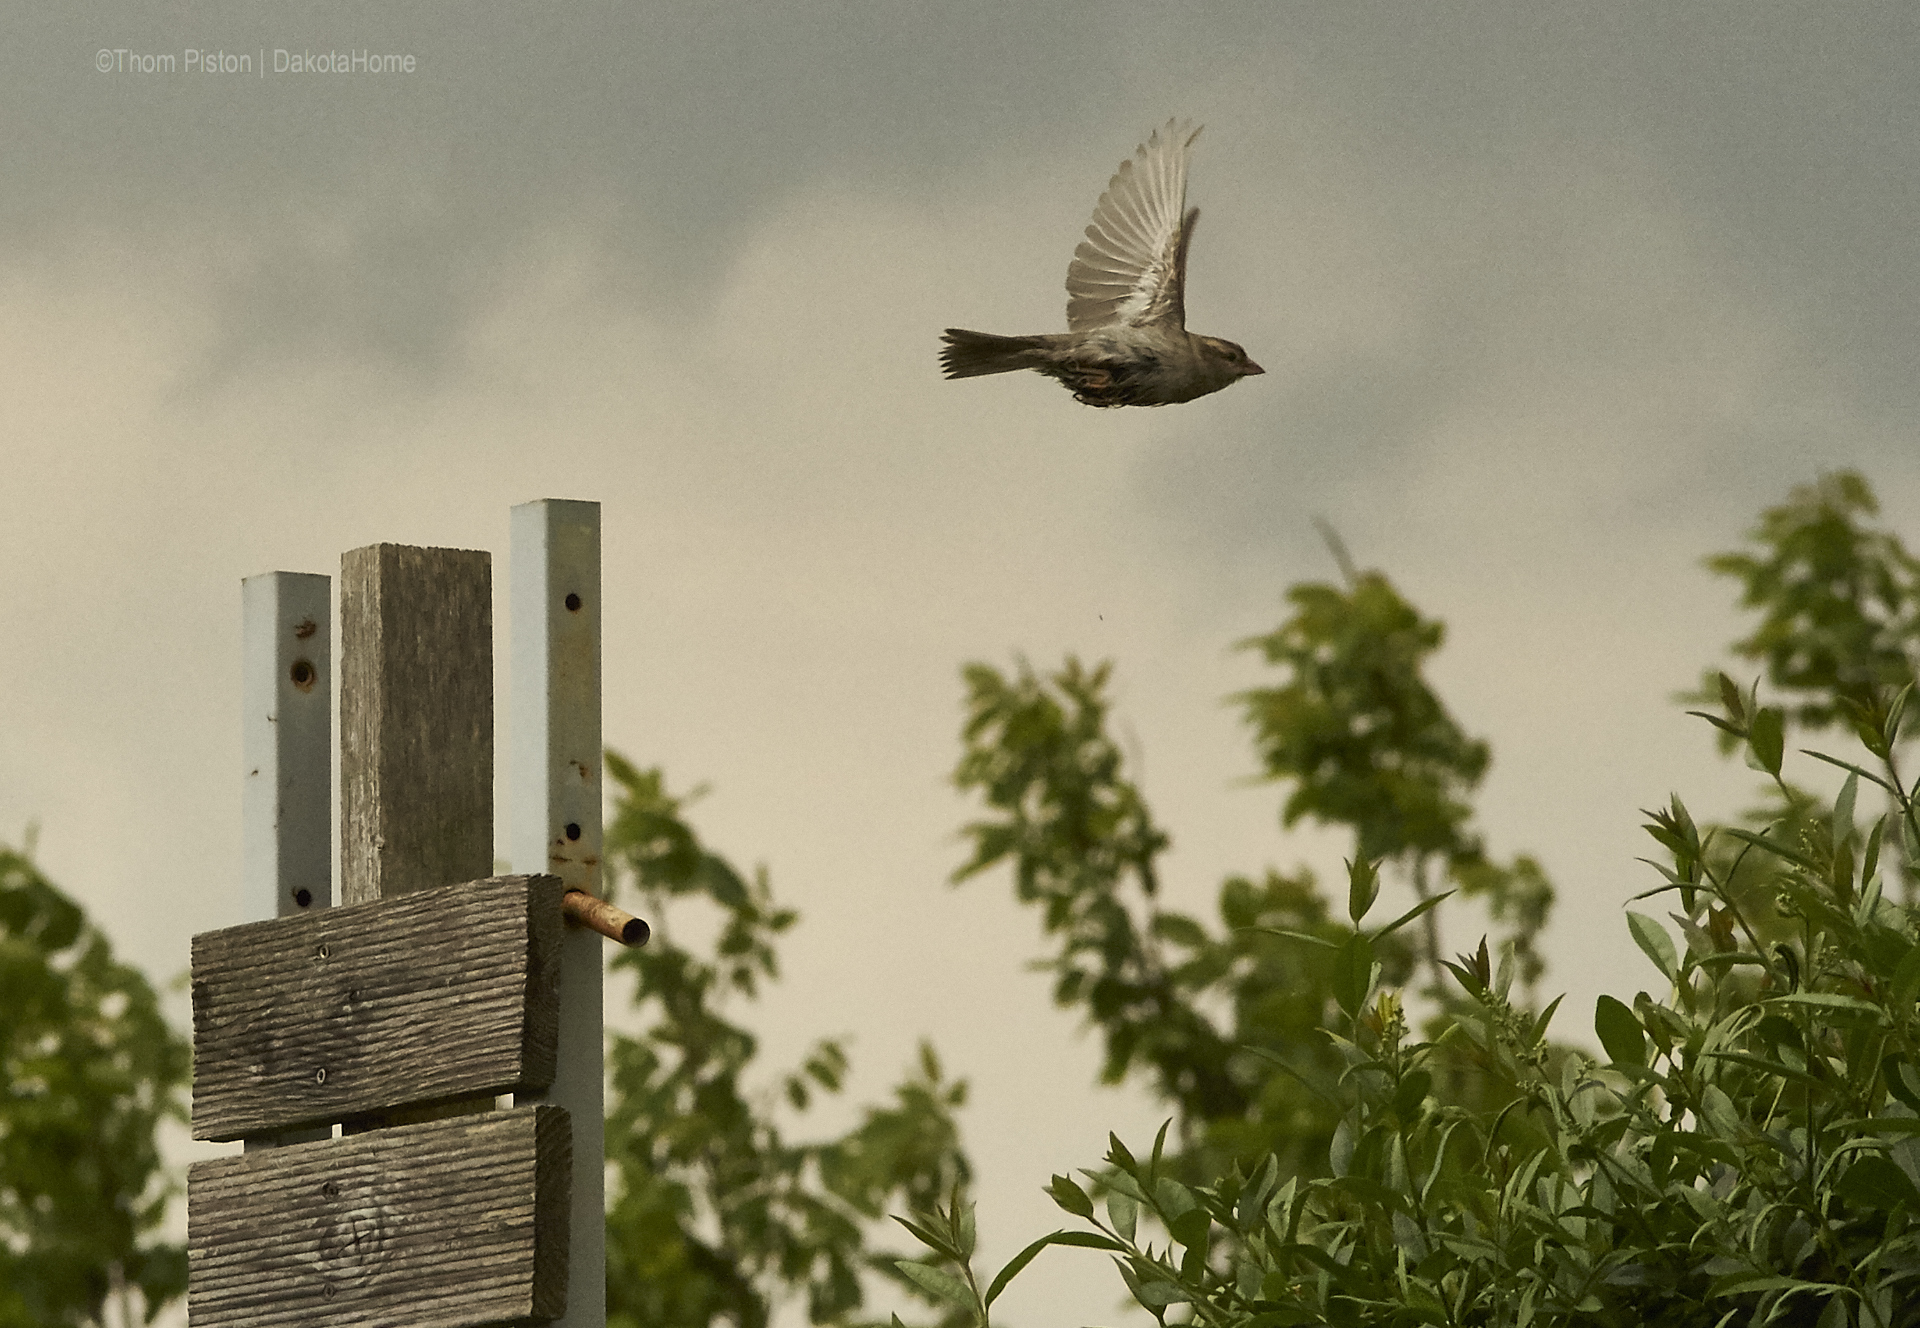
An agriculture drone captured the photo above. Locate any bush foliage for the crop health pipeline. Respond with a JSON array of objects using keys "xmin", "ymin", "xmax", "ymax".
[
  {"xmin": 0, "ymin": 842, "xmax": 188, "ymax": 1328},
  {"xmin": 897, "ymin": 471, "xmax": 1920, "ymax": 1327}
]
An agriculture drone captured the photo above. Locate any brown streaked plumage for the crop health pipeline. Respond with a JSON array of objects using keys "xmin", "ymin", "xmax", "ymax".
[{"xmin": 941, "ymin": 121, "xmax": 1262, "ymax": 408}]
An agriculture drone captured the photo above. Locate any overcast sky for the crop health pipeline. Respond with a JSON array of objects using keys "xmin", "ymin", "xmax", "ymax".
[{"xmin": 6, "ymin": 4, "xmax": 1920, "ymax": 1324}]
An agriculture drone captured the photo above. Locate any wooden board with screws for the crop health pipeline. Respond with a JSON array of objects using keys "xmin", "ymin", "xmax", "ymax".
[{"xmin": 190, "ymin": 874, "xmax": 564, "ymax": 1141}]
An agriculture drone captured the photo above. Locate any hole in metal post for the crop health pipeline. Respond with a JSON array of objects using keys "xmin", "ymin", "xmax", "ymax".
[
  {"xmin": 293, "ymin": 888, "xmax": 313, "ymax": 908},
  {"xmin": 565, "ymin": 592, "xmax": 582, "ymax": 611},
  {"xmin": 565, "ymin": 822, "xmax": 582, "ymax": 841},
  {"xmin": 289, "ymin": 659, "xmax": 317, "ymax": 691}
]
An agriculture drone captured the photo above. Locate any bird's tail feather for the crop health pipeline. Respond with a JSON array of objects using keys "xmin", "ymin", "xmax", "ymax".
[{"xmin": 940, "ymin": 328, "xmax": 1050, "ymax": 379}]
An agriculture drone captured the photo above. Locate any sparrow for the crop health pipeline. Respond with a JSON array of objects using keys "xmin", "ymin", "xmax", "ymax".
[{"xmin": 940, "ymin": 121, "xmax": 1263, "ymax": 408}]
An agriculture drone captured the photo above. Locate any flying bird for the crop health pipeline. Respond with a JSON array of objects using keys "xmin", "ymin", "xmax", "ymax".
[{"xmin": 940, "ymin": 121, "xmax": 1263, "ymax": 408}]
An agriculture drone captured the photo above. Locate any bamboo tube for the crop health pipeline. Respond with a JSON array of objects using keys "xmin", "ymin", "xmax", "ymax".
[{"xmin": 561, "ymin": 890, "xmax": 650, "ymax": 946}]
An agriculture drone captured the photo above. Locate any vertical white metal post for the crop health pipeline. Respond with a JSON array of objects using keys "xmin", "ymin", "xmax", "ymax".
[
  {"xmin": 240, "ymin": 571, "xmax": 333, "ymax": 1151},
  {"xmin": 511, "ymin": 499, "xmax": 605, "ymax": 1328},
  {"xmin": 240, "ymin": 572, "xmax": 332, "ymax": 919}
]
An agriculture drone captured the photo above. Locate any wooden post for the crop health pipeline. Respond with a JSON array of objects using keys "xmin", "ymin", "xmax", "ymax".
[
  {"xmin": 340, "ymin": 543, "xmax": 493, "ymax": 904},
  {"xmin": 339, "ymin": 542, "xmax": 496, "ymax": 1129},
  {"xmin": 510, "ymin": 499, "xmax": 606, "ymax": 1328}
]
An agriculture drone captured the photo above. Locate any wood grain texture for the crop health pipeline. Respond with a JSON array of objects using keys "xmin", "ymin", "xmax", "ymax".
[
  {"xmin": 340, "ymin": 543, "xmax": 493, "ymax": 906},
  {"xmin": 192, "ymin": 875, "xmax": 563, "ymax": 1141},
  {"xmin": 188, "ymin": 1104, "xmax": 571, "ymax": 1327}
]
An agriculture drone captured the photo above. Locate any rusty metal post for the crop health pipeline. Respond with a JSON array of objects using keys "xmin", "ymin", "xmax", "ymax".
[{"xmin": 510, "ymin": 498, "xmax": 605, "ymax": 1328}]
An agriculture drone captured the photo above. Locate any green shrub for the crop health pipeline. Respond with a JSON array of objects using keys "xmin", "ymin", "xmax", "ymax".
[{"xmin": 903, "ymin": 680, "xmax": 1920, "ymax": 1324}]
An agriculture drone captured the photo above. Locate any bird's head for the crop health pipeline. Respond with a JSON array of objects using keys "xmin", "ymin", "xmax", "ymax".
[{"xmin": 1199, "ymin": 336, "xmax": 1264, "ymax": 378}]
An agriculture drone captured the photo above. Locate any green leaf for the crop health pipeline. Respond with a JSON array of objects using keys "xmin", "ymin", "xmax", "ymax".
[
  {"xmin": 1332, "ymin": 931, "xmax": 1375, "ymax": 1017},
  {"xmin": 1700, "ymin": 1050, "xmax": 1825, "ymax": 1088},
  {"xmin": 1719, "ymin": 825, "xmax": 1824, "ymax": 874},
  {"xmin": 1370, "ymin": 890, "xmax": 1456, "ymax": 943},
  {"xmin": 982, "ymin": 1232, "xmax": 1058, "ymax": 1309},
  {"xmin": 892, "ymin": 1215, "xmax": 964, "ymax": 1264},
  {"xmin": 1595, "ymin": 995, "xmax": 1647, "ymax": 1067},
  {"xmin": 1834, "ymin": 1154, "xmax": 1920, "ymax": 1212},
  {"xmin": 1247, "ymin": 926, "xmax": 1337, "ymax": 951},
  {"xmin": 1330, "ymin": 1114, "xmax": 1356, "ymax": 1177},
  {"xmin": 1169, "ymin": 1206, "xmax": 1212, "ymax": 1253},
  {"xmin": 1149, "ymin": 1119, "xmax": 1171, "ymax": 1181},
  {"xmin": 1864, "ymin": 814, "xmax": 1888, "ymax": 894},
  {"xmin": 1829, "ymin": 1116, "xmax": 1920, "ymax": 1136},
  {"xmin": 1047, "ymin": 1174, "xmax": 1094, "ymax": 1220},
  {"xmin": 1346, "ymin": 856, "xmax": 1381, "ymax": 925},
  {"xmin": 1748, "ymin": 706, "xmax": 1785, "ymax": 776},
  {"xmin": 1889, "ymin": 1060, "xmax": 1920, "ymax": 1114},
  {"xmin": 1047, "ymin": 1230, "xmax": 1128, "ymax": 1251},
  {"xmin": 1766, "ymin": 991, "xmax": 1884, "ymax": 1019},
  {"xmin": 1095, "ymin": 1166, "xmax": 1148, "ymax": 1204},
  {"xmin": 1106, "ymin": 1189, "xmax": 1137, "ymax": 1243},
  {"xmin": 1528, "ymin": 993, "xmax": 1565, "ymax": 1046},
  {"xmin": 1626, "ymin": 912, "xmax": 1678, "ymax": 982},
  {"xmin": 1151, "ymin": 912, "xmax": 1210, "ymax": 949},
  {"xmin": 893, "ymin": 1260, "xmax": 978, "ymax": 1312},
  {"xmin": 1688, "ymin": 709, "xmax": 1746, "ymax": 737},
  {"xmin": 1393, "ymin": 1069, "xmax": 1433, "ymax": 1120},
  {"xmin": 1833, "ymin": 770, "xmax": 1859, "ymax": 845},
  {"xmin": 1128, "ymin": 1279, "xmax": 1189, "ymax": 1309},
  {"xmin": 1889, "ymin": 680, "xmax": 1913, "ymax": 747},
  {"xmin": 1892, "ymin": 942, "xmax": 1920, "ymax": 1011},
  {"xmin": 1699, "ymin": 1084, "xmax": 1742, "ymax": 1138},
  {"xmin": 1707, "ymin": 1272, "xmax": 1806, "ymax": 1299},
  {"xmin": 1802, "ymin": 748, "xmax": 1900, "ymax": 796},
  {"xmin": 1717, "ymin": 672, "xmax": 1746, "ymax": 722},
  {"xmin": 1154, "ymin": 1175, "xmax": 1198, "ymax": 1222}
]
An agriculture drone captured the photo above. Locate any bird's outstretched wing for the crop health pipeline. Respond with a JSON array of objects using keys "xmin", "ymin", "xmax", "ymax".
[{"xmin": 1065, "ymin": 120, "xmax": 1202, "ymax": 332}]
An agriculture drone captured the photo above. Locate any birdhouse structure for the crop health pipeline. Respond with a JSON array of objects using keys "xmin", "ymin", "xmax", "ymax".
[{"xmin": 184, "ymin": 503, "xmax": 628, "ymax": 1327}]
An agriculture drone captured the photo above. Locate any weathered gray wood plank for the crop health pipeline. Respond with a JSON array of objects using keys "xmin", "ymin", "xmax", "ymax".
[
  {"xmin": 340, "ymin": 543, "xmax": 493, "ymax": 905},
  {"xmin": 188, "ymin": 1104, "xmax": 571, "ymax": 1326},
  {"xmin": 192, "ymin": 875, "xmax": 563, "ymax": 1141}
]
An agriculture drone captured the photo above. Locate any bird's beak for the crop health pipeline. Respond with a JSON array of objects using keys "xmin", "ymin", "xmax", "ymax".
[{"xmin": 1243, "ymin": 360, "xmax": 1265, "ymax": 376}]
